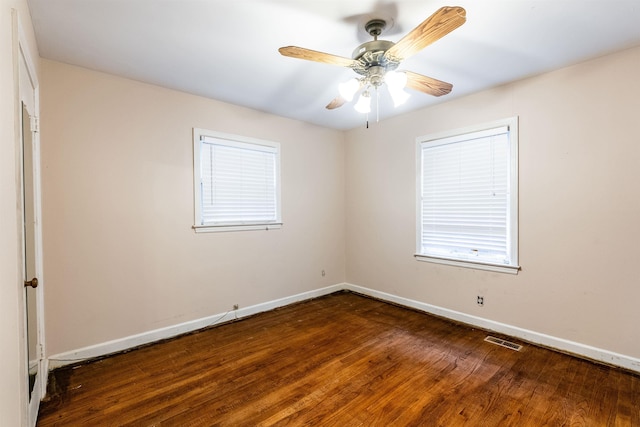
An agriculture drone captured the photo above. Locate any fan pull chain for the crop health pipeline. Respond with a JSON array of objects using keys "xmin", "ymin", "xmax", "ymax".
[{"xmin": 376, "ymin": 87, "xmax": 380, "ymax": 123}]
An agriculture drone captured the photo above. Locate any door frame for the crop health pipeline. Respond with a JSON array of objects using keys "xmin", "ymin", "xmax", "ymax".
[{"xmin": 14, "ymin": 9, "xmax": 45, "ymax": 426}]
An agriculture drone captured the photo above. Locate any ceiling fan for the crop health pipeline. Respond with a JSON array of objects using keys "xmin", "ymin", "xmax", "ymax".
[{"xmin": 279, "ymin": 6, "xmax": 466, "ymax": 114}]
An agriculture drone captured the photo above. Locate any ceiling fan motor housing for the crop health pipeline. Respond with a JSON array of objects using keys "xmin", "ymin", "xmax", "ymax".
[
  {"xmin": 351, "ymin": 19, "xmax": 401, "ymax": 84},
  {"xmin": 351, "ymin": 40, "xmax": 400, "ymax": 82}
]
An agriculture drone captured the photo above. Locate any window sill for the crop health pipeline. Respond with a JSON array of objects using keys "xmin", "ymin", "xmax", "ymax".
[
  {"xmin": 193, "ymin": 223, "xmax": 282, "ymax": 233},
  {"xmin": 415, "ymin": 254, "xmax": 520, "ymax": 275}
]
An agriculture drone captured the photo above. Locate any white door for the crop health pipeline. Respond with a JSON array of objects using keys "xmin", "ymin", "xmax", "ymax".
[
  {"xmin": 18, "ymin": 24, "xmax": 44, "ymax": 425},
  {"xmin": 21, "ymin": 100, "xmax": 40, "ymax": 422}
]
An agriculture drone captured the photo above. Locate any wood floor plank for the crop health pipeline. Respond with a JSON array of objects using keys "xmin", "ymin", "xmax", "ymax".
[{"xmin": 38, "ymin": 292, "xmax": 640, "ymax": 426}]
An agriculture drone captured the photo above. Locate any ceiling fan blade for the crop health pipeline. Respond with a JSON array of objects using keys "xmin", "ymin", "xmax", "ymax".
[
  {"xmin": 279, "ymin": 46, "xmax": 357, "ymax": 67},
  {"xmin": 326, "ymin": 96, "xmax": 347, "ymax": 110},
  {"xmin": 404, "ymin": 71, "xmax": 453, "ymax": 97},
  {"xmin": 385, "ymin": 6, "xmax": 466, "ymax": 61}
]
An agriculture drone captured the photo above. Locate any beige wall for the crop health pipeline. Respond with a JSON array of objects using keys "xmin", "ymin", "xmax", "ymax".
[
  {"xmin": 39, "ymin": 44, "xmax": 640, "ymax": 367},
  {"xmin": 40, "ymin": 60, "xmax": 346, "ymax": 356},
  {"xmin": 345, "ymin": 46, "xmax": 640, "ymax": 359},
  {"xmin": 1, "ymin": 1, "xmax": 40, "ymax": 425}
]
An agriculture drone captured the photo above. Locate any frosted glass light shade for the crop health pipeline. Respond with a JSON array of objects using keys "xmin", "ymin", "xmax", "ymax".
[
  {"xmin": 385, "ymin": 70, "xmax": 407, "ymax": 90},
  {"xmin": 338, "ymin": 78, "xmax": 360, "ymax": 102},
  {"xmin": 388, "ymin": 86, "xmax": 410, "ymax": 107},
  {"xmin": 354, "ymin": 92, "xmax": 371, "ymax": 113}
]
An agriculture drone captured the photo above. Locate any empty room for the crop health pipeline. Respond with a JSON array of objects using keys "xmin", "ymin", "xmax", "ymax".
[{"xmin": 2, "ymin": 0, "xmax": 639, "ymax": 426}]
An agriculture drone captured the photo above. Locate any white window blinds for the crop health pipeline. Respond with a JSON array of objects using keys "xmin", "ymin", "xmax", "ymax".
[
  {"xmin": 418, "ymin": 123, "xmax": 517, "ymax": 268},
  {"xmin": 195, "ymin": 131, "xmax": 281, "ymax": 230}
]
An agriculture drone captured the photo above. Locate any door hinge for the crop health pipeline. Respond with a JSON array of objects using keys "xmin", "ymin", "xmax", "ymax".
[
  {"xmin": 38, "ymin": 343, "xmax": 44, "ymax": 360},
  {"xmin": 30, "ymin": 116, "xmax": 39, "ymax": 133}
]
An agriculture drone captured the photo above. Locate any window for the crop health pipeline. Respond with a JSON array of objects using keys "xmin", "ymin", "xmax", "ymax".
[
  {"xmin": 193, "ymin": 128, "xmax": 281, "ymax": 232},
  {"xmin": 416, "ymin": 117, "xmax": 519, "ymax": 274}
]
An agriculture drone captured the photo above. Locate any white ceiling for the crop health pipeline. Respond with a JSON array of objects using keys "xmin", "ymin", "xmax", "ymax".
[{"xmin": 27, "ymin": 0, "xmax": 640, "ymax": 130}]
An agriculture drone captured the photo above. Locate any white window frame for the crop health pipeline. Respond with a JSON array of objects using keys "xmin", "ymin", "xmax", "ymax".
[
  {"xmin": 193, "ymin": 128, "xmax": 282, "ymax": 233},
  {"xmin": 415, "ymin": 117, "xmax": 519, "ymax": 274}
]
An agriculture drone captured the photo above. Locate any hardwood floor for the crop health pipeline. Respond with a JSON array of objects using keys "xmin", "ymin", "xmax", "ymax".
[{"xmin": 37, "ymin": 292, "xmax": 640, "ymax": 426}]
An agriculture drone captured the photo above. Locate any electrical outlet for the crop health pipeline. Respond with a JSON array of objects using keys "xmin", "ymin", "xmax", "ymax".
[
  {"xmin": 321, "ymin": 270, "xmax": 326, "ymax": 277},
  {"xmin": 233, "ymin": 304, "xmax": 239, "ymax": 310},
  {"xmin": 477, "ymin": 296, "xmax": 484, "ymax": 306}
]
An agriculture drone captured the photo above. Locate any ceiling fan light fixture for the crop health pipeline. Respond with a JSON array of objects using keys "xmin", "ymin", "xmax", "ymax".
[
  {"xmin": 338, "ymin": 78, "xmax": 360, "ymax": 102},
  {"xmin": 354, "ymin": 91, "xmax": 372, "ymax": 114}
]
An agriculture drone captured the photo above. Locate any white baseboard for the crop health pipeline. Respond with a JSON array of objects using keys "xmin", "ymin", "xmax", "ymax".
[
  {"xmin": 343, "ymin": 283, "xmax": 640, "ymax": 374},
  {"xmin": 48, "ymin": 284, "xmax": 343, "ymax": 369},
  {"xmin": 48, "ymin": 282, "xmax": 640, "ymax": 374}
]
